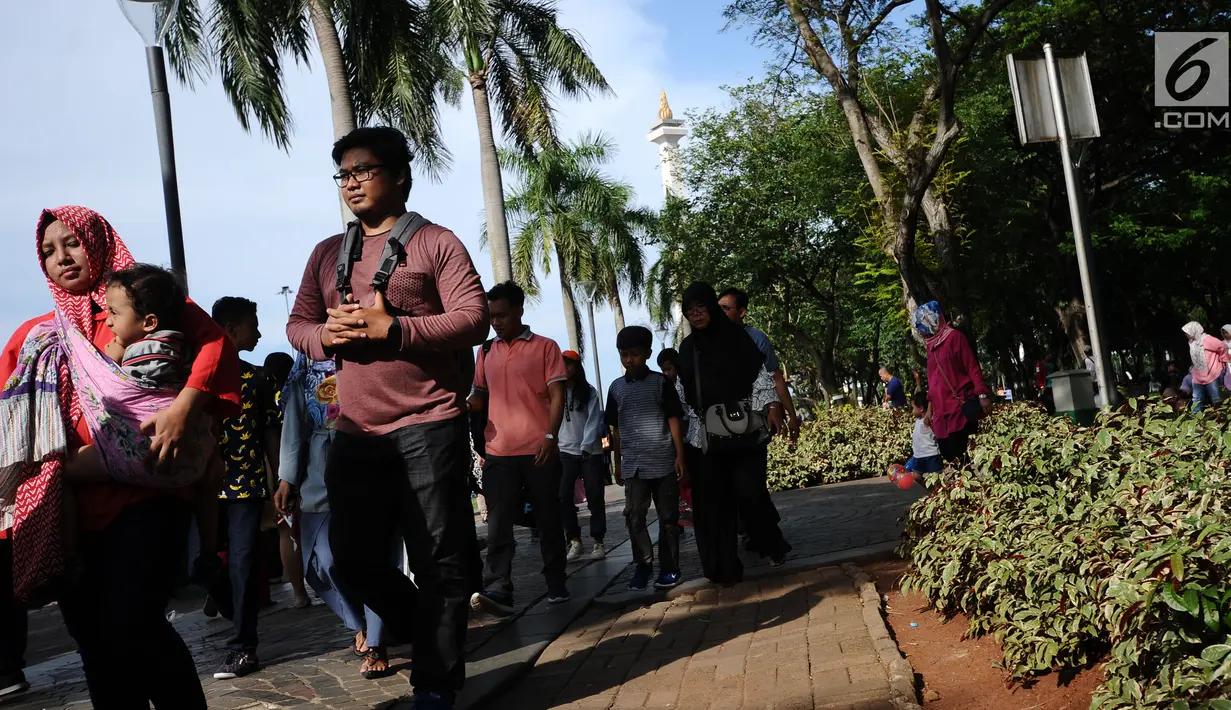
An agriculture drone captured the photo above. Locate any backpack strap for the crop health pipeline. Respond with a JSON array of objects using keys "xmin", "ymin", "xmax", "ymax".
[
  {"xmin": 334, "ymin": 211, "xmax": 431, "ymax": 298},
  {"xmin": 372, "ymin": 212, "xmax": 430, "ymax": 292},
  {"xmin": 334, "ymin": 220, "xmax": 364, "ymax": 301}
]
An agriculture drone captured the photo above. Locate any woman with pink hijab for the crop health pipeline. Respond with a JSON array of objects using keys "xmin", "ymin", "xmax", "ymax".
[{"xmin": 1182, "ymin": 322, "xmax": 1228, "ymax": 413}]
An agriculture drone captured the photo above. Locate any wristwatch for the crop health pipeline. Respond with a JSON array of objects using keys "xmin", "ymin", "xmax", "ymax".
[{"xmin": 544, "ymin": 433, "xmax": 556, "ymax": 441}]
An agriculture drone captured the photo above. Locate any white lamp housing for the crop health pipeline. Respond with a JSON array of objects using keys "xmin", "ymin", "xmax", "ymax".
[{"xmin": 117, "ymin": 0, "xmax": 181, "ymax": 47}]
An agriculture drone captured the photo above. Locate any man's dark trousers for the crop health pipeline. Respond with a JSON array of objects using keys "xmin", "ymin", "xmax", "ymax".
[
  {"xmin": 482, "ymin": 454, "xmax": 567, "ymax": 595},
  {"xmin": 327, "ymin": 417, "xmax": 476, "ymax": 695}
]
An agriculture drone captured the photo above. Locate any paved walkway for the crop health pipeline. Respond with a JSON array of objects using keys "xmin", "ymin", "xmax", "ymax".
[
  {"xmin": 491, "ymin": 479, "xmax": 924, "ymax": 710},
  {"xmin": 4, "ymin": 478, "xmax": 922, "ymax": 709},
  {"xmin": 499, "ymin": 568, "xmax": 891, "ymax": 710}
]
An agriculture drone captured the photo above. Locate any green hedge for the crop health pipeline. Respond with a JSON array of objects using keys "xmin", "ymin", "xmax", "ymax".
[
  {"xmin": 767, "ymin": 406, "xmax": 912, "ymax": 492},
  {"xmin": 901, "ymin": 401, "xmax": 1231, "ymax": 709}
]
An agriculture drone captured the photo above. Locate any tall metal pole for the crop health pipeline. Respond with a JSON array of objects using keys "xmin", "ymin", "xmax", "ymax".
[
  {"xmin": 1044, "ymin": 44, "xmax": 1115, "ymax": 406},
  {"xmin": 146, "ymin": 45, "xmax": 188, "ymax": 282},
  {"xmin": 586, "ymin": 298, "xmax": 602, "ymax": 398}
]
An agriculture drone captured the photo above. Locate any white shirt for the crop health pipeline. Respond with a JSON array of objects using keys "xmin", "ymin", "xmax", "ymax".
[
  {"xmin": 558, "ymin": 384, "xmax": 605, "ymax": 456},
  {"xmin": 912, "ymin": 418, "xmax": 940, "ymax": 459}
]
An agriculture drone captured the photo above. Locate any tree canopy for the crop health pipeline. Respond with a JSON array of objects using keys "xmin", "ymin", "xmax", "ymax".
[{"xmin": 652, "ymin": 0, "xmax": 1231, "ymax": 407}]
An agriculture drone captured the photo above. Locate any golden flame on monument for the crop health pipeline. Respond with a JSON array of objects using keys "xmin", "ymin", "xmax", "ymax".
[{"xmin": 658, "ymin": 90, "xmax": 673, "ymax": 121}]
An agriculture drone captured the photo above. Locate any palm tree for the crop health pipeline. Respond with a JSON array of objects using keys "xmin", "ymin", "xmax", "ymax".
[
  {"xmin": 167, "ymin": 0, "xmax": 461, "ymax": 182},
  {"xmin": 431, "ymin": 0, "xmax": 611, "ymax": 283},
  {"xmin": 586, "ymin": 183, "xmax": 653, "ymax": 333},
  {"xmin": 501, "ymin": 133, "xmax": 650, "ymax": 354},
  {"xmin": 645, "ymin": 196, "xmax": 694, "ymax": 344}
]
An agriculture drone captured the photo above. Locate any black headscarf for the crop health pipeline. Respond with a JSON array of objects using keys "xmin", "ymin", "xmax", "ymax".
[{"xmin": 676, "ymin": 282, "xmax": 766, "ymax": 410}]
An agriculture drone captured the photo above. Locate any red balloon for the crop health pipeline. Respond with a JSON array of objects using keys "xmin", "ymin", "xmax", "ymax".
[{"xmin": 896, "ymin": 472, "xmax": 916, "ymax": 489}]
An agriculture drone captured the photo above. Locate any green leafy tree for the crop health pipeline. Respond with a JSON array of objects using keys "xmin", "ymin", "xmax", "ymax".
[
  {"xmin": 725, "ymin": 0, "xmax": 1019, "ymax": 323},
  {"xmin": 431, "ymin": 0, "xmax": 611, "ymax": 282},
  {"xmin": 648, "ymin": 81, "xmax": 898, "ymax": 404}
]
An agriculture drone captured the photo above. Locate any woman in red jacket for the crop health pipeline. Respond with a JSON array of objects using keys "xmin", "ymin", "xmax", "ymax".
[
  {"xmin": 913, "ymin": 301, "xmax": 991, "ymax": 462},
  {"xmin": 0, "ymin": 206, "xmax": 241, "ymax": 709}
]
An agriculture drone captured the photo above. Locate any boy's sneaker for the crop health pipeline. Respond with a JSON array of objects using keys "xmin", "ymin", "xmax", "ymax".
[
  {"xmin": 565, "ymin": 539, "xmax": 584, "ymax": 562},
  {"xmin": 411, "ymin": 689, "xmax": 455, "ymax": 709},
  {"xmin": 547, "ymin": 584, "xmax": 572, "ymax": 604},
  {"xmin": 590, "ymin": 542, "xmax": 607, "ymax": 560},
  {"xmin": 470, "ymin": 590, "xmax": 515, "ymax": 617},
  {"xmin": 654, "ymin": 571, "xmax": 682, "ymax": 590},
  {"xmin": 213, "ymin": 650, "xmax": 260, "ymax": 679},
  {"xmin": 0, "ymin": 671, "xmax": 29, "ymax": 697},
  {"xmin": 628, "ymin": 564, "xmax": 652, "ymax": 591}
]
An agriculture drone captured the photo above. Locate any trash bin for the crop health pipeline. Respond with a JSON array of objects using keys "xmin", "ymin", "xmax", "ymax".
[{"xmin": 1049, "ymin": 369, "xmax": 1098, "ymax": 426}]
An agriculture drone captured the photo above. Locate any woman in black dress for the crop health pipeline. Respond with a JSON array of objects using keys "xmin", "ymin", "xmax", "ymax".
[{"xmin": 676, "ymin": 283, "xmax": 790, "ymax": 585}]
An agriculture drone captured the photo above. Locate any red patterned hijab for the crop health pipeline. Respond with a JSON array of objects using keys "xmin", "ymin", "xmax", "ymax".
[
  {"xmin": 36, "ymin": 206, "xmax": 135, "ymax": 337},
  {"xmin": 10, "ymin": 207, "xmax": 134, "ymax": 600}
]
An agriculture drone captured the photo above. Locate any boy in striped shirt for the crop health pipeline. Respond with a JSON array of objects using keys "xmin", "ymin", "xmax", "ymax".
[{"xmin": 606, "ymin": 326, "xmax": 687, "ymax": 591}]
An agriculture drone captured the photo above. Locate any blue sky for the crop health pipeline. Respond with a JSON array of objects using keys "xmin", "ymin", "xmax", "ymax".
[{"xmin": 0, "ymin": 0, "xmax": 776, "ymax": 389}]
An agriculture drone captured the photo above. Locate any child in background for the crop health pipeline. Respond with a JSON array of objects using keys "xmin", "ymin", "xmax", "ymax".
[
  {"xmin": 208, "ymin": 297, "xmax": 282, "ymax": 680},
  {"xmin": 905, "ymin": 392, "xmax": 943, "ymax": 477},
  {"xmin": 558, "ymin": 350, "xmax": 609, "ymax": 562},
  {"xmin": 656, "ymin": 348, "xmax": 693, "ymax": 528},
  {"xmin": 607, "ymin": 327, "xmax": 687, "ymax": 591}
]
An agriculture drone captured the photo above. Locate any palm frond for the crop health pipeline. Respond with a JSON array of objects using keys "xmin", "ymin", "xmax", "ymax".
[
  {"xmin": 338, "ymin": 0, "xmax": 458, "ymax": 178},
  {"xmin": 500, "ymin": 133, "xmax": 652, "ymax": 323},
  {"xmin": 511, "ymin": 216, "xmax": 545, "ymax": 298},
  {"xmin": 166, "ymin": 0, "xmax": 211, "ymax": 87},
  {"xmin": 210, "ymin": 0, "xmax": 302, "ymax": 149}
]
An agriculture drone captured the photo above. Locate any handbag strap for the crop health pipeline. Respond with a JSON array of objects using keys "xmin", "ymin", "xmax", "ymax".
[
  {"xmin": 934, "ymin": 355, "xmax": 966, "ymax": 405},
  {"xmin": 692, "ymin": 347, "xmax": 705, "ymax": 413}
]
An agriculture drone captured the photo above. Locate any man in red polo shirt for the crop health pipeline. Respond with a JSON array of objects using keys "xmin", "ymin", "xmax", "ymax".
[{"xmin": 468, "ymin": 281, "xmax": 569, "ymax": 615}]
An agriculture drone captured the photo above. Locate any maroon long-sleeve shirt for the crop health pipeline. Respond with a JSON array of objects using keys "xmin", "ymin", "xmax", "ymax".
[
  {"xmin": 925, "ymin": 328, "xmax": 991, "ymax": 440},
  {"xmin": 287, "ymin": 223, "xmax": 489, "ymax": 436}
]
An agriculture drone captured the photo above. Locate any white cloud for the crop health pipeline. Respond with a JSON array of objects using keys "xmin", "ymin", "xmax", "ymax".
[{"xmin": 0, "ymin": 0, "xmax": 732, "ymax": 388}]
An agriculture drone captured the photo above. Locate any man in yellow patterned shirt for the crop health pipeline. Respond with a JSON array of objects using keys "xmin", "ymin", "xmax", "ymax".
[{"xmin": 208, "ymin": 297, "xmax": 282, "ymax": 680}]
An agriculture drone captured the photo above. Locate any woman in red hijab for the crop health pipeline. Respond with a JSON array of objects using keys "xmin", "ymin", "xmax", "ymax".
[
  {"xmin": 0, "ymin": 206, "xmax": 241, "ymax": 708},
  {"xmin": 912, "ymin": 301, "xmax": 991, "ymax": 461}
]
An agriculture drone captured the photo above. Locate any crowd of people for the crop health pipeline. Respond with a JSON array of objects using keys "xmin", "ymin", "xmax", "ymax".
[
  {"xmin": 15, "ymin": 113, "xmax": 1213, "ymax": 708},
  {"xmin": 0, "ymin": 126, "xmax": 800, "ymax": 709},
  {"xmin": 15, "ymin": 121, "xmax": 1205, "ymax": 710}
]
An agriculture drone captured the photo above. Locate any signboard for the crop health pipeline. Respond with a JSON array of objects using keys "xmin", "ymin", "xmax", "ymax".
[{"xmin": 1007, "ymin": 51, "xmax": 1101, "ymax": 144}]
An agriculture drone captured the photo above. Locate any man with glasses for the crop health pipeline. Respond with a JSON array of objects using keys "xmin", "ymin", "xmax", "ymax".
[
  {"xmin": 286, "ymin": 126, "xmax": 488, "ymax": 710},
  {"xmin": 717, "ymin": 288, "xmax": 800, "ymax": 441}
]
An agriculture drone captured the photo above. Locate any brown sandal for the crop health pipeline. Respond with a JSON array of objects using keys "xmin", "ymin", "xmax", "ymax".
[{"xmin": 361, "ymin": 647, "xmax": 393, "ymax": 680}]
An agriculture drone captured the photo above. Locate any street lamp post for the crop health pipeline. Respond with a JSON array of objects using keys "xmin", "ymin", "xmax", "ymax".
[
  {"xmin": 574, "ymin": 281, "xmax": 603, "ymax": 398},
  {"xmin": 278, "ymin": 286, "xmax": 295, "ymax": 316},
  {"xmin": 118, "ymin": 0, "xmax": 188, "ymax": 282}
]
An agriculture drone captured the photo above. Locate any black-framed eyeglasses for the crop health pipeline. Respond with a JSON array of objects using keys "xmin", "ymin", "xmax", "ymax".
[
  {"xmin": 333, "ymin": 165, "xmax": 385, "ymax": 187},
  {"xmin": 684, "ymin": 304, "xmax": 708, "ymax": 316}
]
